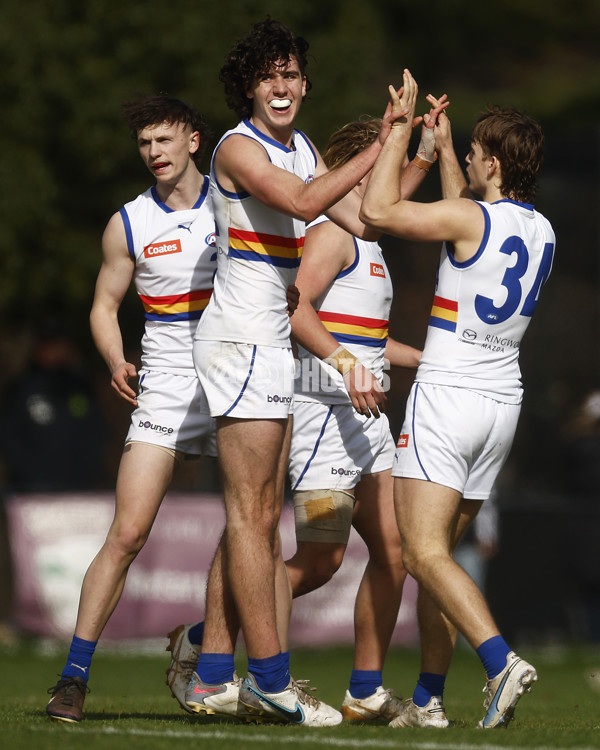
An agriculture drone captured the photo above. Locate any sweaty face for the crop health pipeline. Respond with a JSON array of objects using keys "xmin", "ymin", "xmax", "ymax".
[{"xmin": 137, "ymin": 121, "xmax": 198, "ymax": 182}]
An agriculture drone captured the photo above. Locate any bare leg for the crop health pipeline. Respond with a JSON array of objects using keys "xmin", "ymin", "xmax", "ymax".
[
  {"xmin": 395, "ymin": 478, "xmax": 500, "ymax": 650},
  {"xmin": 74, "ymin": 443, "xmax": 175, "ymax": 640},
  {"xmin": 286, "ymin": 541, "xmax": 346, "ymax": 597},
  {"xmin": 274, "ymin": 418, "xmax": 293, "ymax": 652},
  {"xmin": 417, "ymin": 499, "xmax": 481, "ymax": 674},
  {"xmin": 351, "ymin": 470, "xmax": 406, "ymax": 671},
  {"xmin": 202, "ymin": 534, "xmax": 240, "ymax": 654},
  {"xmin": 210, "ymin": 416, "xmax": 288, "ymax": 659},
  {"xmin": 202, "ymin": 418, "xmax": 292, "ymax": 656}
]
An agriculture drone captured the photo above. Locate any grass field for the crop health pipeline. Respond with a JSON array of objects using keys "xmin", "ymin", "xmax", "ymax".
[{"xmin": 2, "ymin": 639, "xmax": 599, "ymax": 750}]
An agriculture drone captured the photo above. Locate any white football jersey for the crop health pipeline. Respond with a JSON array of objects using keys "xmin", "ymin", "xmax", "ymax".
[
  {"xmin": 120, "ymin": 181, "xmax": 216, "ymax": 374},
  {"xmin": 296, "ymin": 217, "xmax": 393, "ymax": 404},
  {"xmin": 416, "ymin": 199, "xmax": 555, "ymax": 403},
  {"xmin": 195, "ymin": 118, "xmax": 317, "ymax": 348}
]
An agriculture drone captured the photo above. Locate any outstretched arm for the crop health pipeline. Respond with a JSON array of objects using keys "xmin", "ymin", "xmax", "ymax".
[
  {"xmin": 424, "ymin": 97, "xmax": 471, "ymax": 199},
  {"xmin": 360, "ymin": 72, "xmax": 485, "ymax": 258},
  {"xmin": 359, "ymin": 69, "xmax": 420, "ymax": 228},
  {"xmin": 398, "ymin": 92, "xmax": 450, "ymax": 199},
  {"xmin": 215, "ymin": 85, "xmax": 405, "ymax": 234}
]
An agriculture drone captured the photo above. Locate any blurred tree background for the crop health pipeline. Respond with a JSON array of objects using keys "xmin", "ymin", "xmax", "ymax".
[{"xmin": 1, "ymin": 0, "xmax": 599, "ymax": 492}]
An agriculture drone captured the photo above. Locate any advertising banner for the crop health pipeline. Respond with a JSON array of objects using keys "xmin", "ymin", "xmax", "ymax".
[{"xmin": 7, "ymin": 492, "xmax": 418, "ymax": 646}]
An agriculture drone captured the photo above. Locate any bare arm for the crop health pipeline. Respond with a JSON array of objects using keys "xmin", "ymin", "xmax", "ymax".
[
  {"xmin": 215, "ymin": 91, "xmax": 405, "ymax": 235},
  {"xmin": 215, "ymin": 130, "xmax": 384, "ymax": 227},
  {"xmin": 89, "ymin": 213, "xmax": 139, "ymax": 406},
  {"xmin": 292, "ymin": 220, "xmax": 387, "ymax": 418},
  {"xmin": 359, "ymin": 71, "xmax": 419, "ymax": 227},
  {"xmin": 384, "ymin": 337, "xmax": 422, "ymax": 369},
  {"xmin": 360, "ymin": 71, "xmax": 484, "ymax": 261},
  {"xmin": 424, "ymin": 99, "xmax": 471, "ymax": 199}
]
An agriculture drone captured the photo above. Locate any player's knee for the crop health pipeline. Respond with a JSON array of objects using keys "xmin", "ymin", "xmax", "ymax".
[
  {"xmin": 400, "ymin": 543, "xmax": 444, "ymax": 580},
  {"xmin": 107, "ymin": 520, "xmax": 150, "ymax": 558},
  {"xmin": 289, "ymin": 548, "xmax": 344, "ymax": 596},
  {"xmin": 308, "ymin": 547, "xmax": 345, "ymax": 587}
]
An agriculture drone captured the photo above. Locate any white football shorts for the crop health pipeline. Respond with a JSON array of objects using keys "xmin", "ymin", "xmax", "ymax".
[
  {"xmin": 126, "ymin": 369, "xmax": 216, "ymax": 456},
  {"xmin": 289, "ymin": 400, "xmax": 395, "ymax": 491},
  {"xmin": 193, "ymin": 340, "xmax": 295, "ymax": 419},
  {"xmin": 392, "ymin": 382, "xmax": 521, "ymax": 499}
]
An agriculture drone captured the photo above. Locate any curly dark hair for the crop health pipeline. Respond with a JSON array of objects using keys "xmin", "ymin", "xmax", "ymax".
[
  {"xmin": 121, "ymin": 95, "xmax": 210, "ymax": 165},
  {"xmin": 219, "ymin": 18, "xmax": 312, "ymax": 120},
  {"xmin": 323, "ymin": 117, "xmax": 381, "ymax": 171},
  {"xmin": 471, "ymin": 106, "xmax": 544, "ymax": 203}
]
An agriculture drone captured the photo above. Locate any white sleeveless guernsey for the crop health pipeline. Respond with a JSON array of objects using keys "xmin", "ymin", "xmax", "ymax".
[
  {"xmin": 417, "ymin": 199, "xmax": 556, "ymax": 404},
  {"xmin": 120, "ymin": 180, "xmax": 216, "ymax": 375},
  {"xmin": 296, "ymin": 217, "xmax": 393, "ymax": 404},
  {"xmin": 195, "ymin": 118, "xmax": 317, "ymax": 348}
]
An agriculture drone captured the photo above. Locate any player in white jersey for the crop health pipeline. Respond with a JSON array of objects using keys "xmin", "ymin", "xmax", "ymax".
[
  {"xmin": 186, "ymin": 19, "xmax": 427, "ymax": 727},
  {"xmin": 285, "ymin": 118, "xmax": 423, "ymax": 723},
  {"xmin": 360, "ymin": 70, "xmax": 555, "ymax": 729},
  {"xmin": 46, "ymin": 96, "xmax": 217, "ymax": 723}
]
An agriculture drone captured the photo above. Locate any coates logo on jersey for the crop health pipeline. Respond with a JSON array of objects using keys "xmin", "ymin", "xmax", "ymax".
[
  {"xmin": 370, "ymin": 263, "xmax": 386, "ymax": 278},
  {"xmin": 144, "ymin": 239, "xmax": 182, "ymax": 258},
  {"xmin": 397, "ymin": 434, "xmax": 409, "ymax": 448}
]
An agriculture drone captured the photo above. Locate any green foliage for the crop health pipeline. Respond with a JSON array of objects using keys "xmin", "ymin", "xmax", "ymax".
[{"xmin": 1, "ymin": 0, "xmax": 598, "ymax": 409}]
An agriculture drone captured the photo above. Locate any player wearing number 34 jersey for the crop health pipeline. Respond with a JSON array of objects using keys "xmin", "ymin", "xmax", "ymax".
[
  {"xmin": 360, "ymin": 69, "xmax": 554, "ymax": 730},
  {"xmin": 417, "ymin": 198, "xmax": 554, "ymax": 405},
  {"xmin": 398, "ymin": 198, "xmax": 554, "ymax": 497}
]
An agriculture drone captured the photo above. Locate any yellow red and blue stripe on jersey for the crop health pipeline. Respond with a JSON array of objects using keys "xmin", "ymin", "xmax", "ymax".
[
  {"xmin": 429, "ymin": 295, "xmax": 458, "ymax": 332},
  {"xmin": 139, "ymin": 289, "xmax": 213, "ymax": 321},
  {"xmin": 228, "ymin": 227, "xmax": 303, "ymax": 268},
  {"xmin": 318, "ymin": 311, "xmax": 388, "ymax": 347}
]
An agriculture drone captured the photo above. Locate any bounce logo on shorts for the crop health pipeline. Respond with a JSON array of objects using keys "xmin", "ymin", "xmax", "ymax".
[
  {"xmin": 331, "ymin": 467, "xmax": 361, "ymax": 476},
  {"xmin": 267, "ymin": 394, "xmax": 292, "ymax": 404},
  {"xmin": 139, "ymin": 420, "xmax": 174, "ymax": 434},
  {"xmin": 144, "ymin": 239, "xmax": 182, "ymax": 258},
  {"xmin": 397, "ymin": 434, "xmax": 409, "ymax": 448}
]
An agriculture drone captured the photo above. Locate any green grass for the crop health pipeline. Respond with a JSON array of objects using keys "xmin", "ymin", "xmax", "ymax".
[{"xmin": 2, "ymin": 641, "xmax": 600, "ymax": 750}]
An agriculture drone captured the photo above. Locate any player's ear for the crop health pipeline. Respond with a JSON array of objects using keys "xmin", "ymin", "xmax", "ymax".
[
  {"xmin": 189, "ymin": 131, "xmax": 200, "ymax": 154},
  {"xmin": 488, "ymin": 155, "xmax": 500, "ymax": 177}
]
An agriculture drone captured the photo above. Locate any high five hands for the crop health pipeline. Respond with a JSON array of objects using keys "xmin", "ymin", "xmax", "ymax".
[{"xmin": 387, "ymin": 69, "xmax": 450, "ymax": 136}]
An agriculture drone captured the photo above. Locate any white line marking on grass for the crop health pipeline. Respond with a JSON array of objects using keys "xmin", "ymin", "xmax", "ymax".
[{"xmin": 30, "ymin": 725, "xmax": 600, "ymax": 750}]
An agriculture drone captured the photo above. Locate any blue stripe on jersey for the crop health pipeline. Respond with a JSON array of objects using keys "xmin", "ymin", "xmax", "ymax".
[
  {"xmin": 144, "ymin": 310, "xmax": 204, "ymax": 322},
  {"xmin": 120, "ymin": 208, "xmax": 135, "ymax": 261},
  {"xmin": 332, "ymin": 332, "xmax": 387, "ymax": 348},
  {"xmin": 429, "ymin": 317, "xmax": 457, "ymax": 333},
  {"xmin": 228, "ymin": 247, "xmax": 301, "ymax": 269},
  {"xmin": 337, "ymin": 238, "xmax": 360, "ymax": 279}
]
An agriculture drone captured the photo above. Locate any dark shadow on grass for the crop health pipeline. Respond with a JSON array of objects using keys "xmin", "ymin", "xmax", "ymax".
[{"xmin": 35, "ymin": 709, "xmax": 245, "ymax": 724}]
